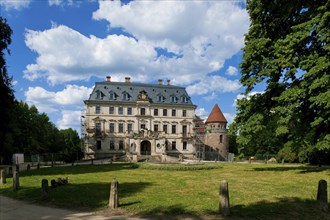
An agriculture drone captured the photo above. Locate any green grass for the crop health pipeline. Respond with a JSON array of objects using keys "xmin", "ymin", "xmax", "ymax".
[{"xmin": 1, "ymin": 162, "xmax": 329, "ymax": 219}]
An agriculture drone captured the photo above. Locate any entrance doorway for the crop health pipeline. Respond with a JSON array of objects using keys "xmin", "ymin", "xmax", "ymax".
[{"xmin": 141, "ymin": 140, "xmax": 151, "ymax": 155}]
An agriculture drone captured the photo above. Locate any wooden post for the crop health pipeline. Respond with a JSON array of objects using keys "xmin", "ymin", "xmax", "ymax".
[
  {"xmin": 41, "ymin": 179, "xmax": 49, "ymax": 199},
  {"xmin": 317, "ymin": 179, "xmax": 328, "ymax": 211},
  {"xmin": 0, "ymin": 169, "xmax": 6, "ymax": 184},
  {"xmin": 13, "ymin": 171, "xmax": 20, "ymax": 191},
  {"xmin": 109, "ymin": 178, "xmax": 119, "ymax": 209},
  {"xmin": 219, "ymin": 180, "xmax": 230, "ymax": 216}
]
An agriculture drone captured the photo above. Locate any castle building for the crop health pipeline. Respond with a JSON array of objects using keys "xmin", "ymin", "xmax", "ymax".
[
  {"xmin": 83, "ymin": 76, "xmax": 197, "ymax": 161},
  {"xmin": 83, "ymin": 77, "xmax": 229, "ymax": 161}
]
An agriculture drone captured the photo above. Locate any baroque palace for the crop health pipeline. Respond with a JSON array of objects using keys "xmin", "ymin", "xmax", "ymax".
[{"xmin": 83, "ymin": 76, "xmax": 228, "ymax": 162}]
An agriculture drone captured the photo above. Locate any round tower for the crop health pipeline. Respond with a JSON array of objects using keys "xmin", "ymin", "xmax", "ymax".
[{"xmin": 204, "ymin": 104, "xmax": 229, "ymax": 160}]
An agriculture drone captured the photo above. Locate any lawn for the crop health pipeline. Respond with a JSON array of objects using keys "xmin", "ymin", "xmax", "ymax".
[{"xmin": 0, "ymin": 162, "xmax": 329, "ymax": 219}]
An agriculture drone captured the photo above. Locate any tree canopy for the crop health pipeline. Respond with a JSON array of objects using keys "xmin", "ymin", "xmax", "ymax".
[{"xmin": 232, "ymin": 0, "xmax": 330, "ymax": 164}]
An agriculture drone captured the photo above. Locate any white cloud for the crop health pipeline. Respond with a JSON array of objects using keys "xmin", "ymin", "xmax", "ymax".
[
  {"xmin": 233, "ymin": 91, "xmax": 264, "ymax": 107},
  {"xmin": 57, "ymin": 110, "xmax": 82, "ymax": 130},
  {"xmin": 186, "ymin": 75, "xmax": 241, "ymax": 96},
  {"xmin": 0, "ymin": 0, "xmax": 31, "ymax": 11},
  {"xmin": 225, "ymin": 66, "xmax": 239, "ymax": 76},
  {"xmin": 24, "ymin": 1, "xmax": 249, "ymax": 86},
  {"xmin": 203, "ymin": 91, "xmax": 218, "ymax": 101},
  {"xmin": 24, "ymin": 85, "xmax": 92, "ymax": 113},
  {"xmin": 223, "ymin": 113, "xmax": 235, "ymax": 125},
  {"xmin": 195, "ymin": 108, "xmax": 209, "ymax": 121}
]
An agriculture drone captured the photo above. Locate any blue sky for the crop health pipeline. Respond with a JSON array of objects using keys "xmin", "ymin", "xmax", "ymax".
[{"xmin": 1, "ymin": 0, "xmax": 251, "ymax": 132}]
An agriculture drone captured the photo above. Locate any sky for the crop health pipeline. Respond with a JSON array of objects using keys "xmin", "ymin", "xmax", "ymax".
[{"xmin": 1, "ymin": 0, "xmax": 251, "ymax": 133}]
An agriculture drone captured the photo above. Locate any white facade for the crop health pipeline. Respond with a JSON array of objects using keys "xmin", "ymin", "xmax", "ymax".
[{"xmin": 83, "ymin": 77, "xmax": 196, "ymax": 160}]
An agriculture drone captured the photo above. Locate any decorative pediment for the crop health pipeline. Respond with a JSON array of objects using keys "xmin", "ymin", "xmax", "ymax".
[{"xmin": 137, "ymin": 90, "xmax": 149, "ymax": 101}]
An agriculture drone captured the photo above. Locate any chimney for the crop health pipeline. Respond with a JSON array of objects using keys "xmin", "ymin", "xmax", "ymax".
[
  {"xmin": 167, "ymin": 79, "xmax": 171, "ymax": 85},
  {"xmin": 158, "ymin": 79, "xmax": 163, "ymax": 85},
  {"xmin": 106, "ymin": 76, "xmax": 111, "ymax": 82},
  {"xmin": 125, "ymin": 77, "xmax": 131, "ymax": 83}
]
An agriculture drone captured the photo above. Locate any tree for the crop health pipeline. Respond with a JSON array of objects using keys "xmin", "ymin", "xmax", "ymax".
[
  {"xmin": 59, "ymin": 128, "xmax": 82, "ymax": 163},
  {"xmin": 233, "ymin": 0, "xmax": 330, "ymax": 164},
  {"xmin": 0, "ymin": 17, "xmax": 14, "ymax": 164}
]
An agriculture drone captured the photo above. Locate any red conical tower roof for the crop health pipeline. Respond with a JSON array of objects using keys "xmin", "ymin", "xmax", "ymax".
[{"xmin": 205, "ymin": 104, "xmax": 227, "ymax": 123}]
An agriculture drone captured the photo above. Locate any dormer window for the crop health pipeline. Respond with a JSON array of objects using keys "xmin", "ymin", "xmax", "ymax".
[
  {"xmin": 96, "ymin": 90, "xmax": 105, "ymax": 100},
  {"xmin": 122, "ymin": 91, "xmax": 130, "ymax": 101},
  {"xmin": 157, "ymin": 93, "xmax": 164, "ymax": 102},
  {"xmin": 170, "ymin": 95, "xmax": 177, "ymax": 103},
  {"xmin": 181, "ymin": 96, "xmax": 189, "ymax": 103},
  {"xmin": 109, "ymin": 91, "xmax": 117, "ymax": 100}
]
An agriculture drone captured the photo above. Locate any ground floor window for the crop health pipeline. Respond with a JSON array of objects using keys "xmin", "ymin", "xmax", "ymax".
[
  {"xmin": 183, "ymin": 141, "xmax": 187, "ymax": 150},
  {"xmin": 172, "ymin": 141, "xmax": 176, "ymax": 150},
  {"xmin": 110, "ymin": 140, "xmax": 115, "ymax": 150},
  {"xmin": 119, "ymin": 140, "xmax": 124, "ymax": 150},
  {"xmin": 96, "ymin": 140, "xmax": 101, "ymax": 150}
]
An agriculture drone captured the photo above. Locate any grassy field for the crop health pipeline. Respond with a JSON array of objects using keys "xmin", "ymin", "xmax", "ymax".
[{"xmin": 0, "ymin": 162, "xmax": 329, "ymax": 219}]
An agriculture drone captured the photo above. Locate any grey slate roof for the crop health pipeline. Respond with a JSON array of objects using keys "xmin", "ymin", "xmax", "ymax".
[{"xmin": 85, "ymin": 80, "xmax": 195, "ymax": 106}]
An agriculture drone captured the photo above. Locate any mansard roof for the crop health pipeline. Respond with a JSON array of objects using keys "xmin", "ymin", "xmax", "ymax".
[
  {"xmin": 85, "ymin": 78, "xmax": 194, "ymax": 106},
  {"xmin": 205, "ymin": 104, "xmax": 227, "ymax": 123}
]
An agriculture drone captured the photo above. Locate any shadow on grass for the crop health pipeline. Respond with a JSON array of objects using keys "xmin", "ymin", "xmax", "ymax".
[
  {"xmin": 135, "ymin": 197, "xmax": 329, "ymax": 220},
  {"xmin": 0, "ymin": 180, "xmax": 153, "ymax": 212},
  {"xmin": 19, "ymin": 163, "xmax": 138, "ymax": 177},
  {"xmin": 252, "ymin": 165, "xmax": 330, "ymax": 174},
  {"xmin": 229, "ymin": 197, "xmax": 329, "ymax": 220}
]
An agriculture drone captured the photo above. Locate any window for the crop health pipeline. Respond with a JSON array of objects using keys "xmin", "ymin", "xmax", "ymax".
[
  {"xmin": 172, "ymin": 125, "xmax": 176, "ymax": 134},
  {"xmin": 154, "ymin": 124, "xmax": 159, "ymax": 132},
  {"xmin": 219, "ymin": 135, "xmax": 223, "ymax": 143},
  {"xmin": 109, "ymin": 93, "xmax": 114, "ymax": 100},
  {"xmin": 171, "ymin": 141, "xmax": 176, "ymax": 150},
  {"xmin": 119, "ymin": 140, "xmax": 124, "ymax": 150},
  {"xmin": 118, "ymin": 107, "xmax": 123, "ymax": 115},
  {"xmin": 96, "ymin": 106, "xmax": 100, "ymax": 114},
  {"xmin": 172, "ymin": 109, "xmax": 176, "ymax": 116},
  {"xmin": 122, "ymin": 93, "xmax": 128, "ymax": 100},
  {"xmin": 127, "ymin": 123, "xmax": 133, "ymax": 133},
  {"xmin": 157, "ymin": 95, "xmax": 164, "ymax": 102},
  {"xmin": 141, "ymin": 124, "xmax": 146, "ymax": 130},
  {"xmin": 163, "ymin": 109, "xmax": 167, "ymax": 116},
  {"xmin": 110, "ymin": 140, "xmax": 115, "ymax": 150},
  {"xmin": 118, "ymin": 123, "xmax": 124, "ymax": 133},
  {"xmin": 109, "ymin": 123, "xmax": 115, "ymax": 133},
  {"xmin": 96, "ymin": 91, "xmax": 102, "ymax": 99},
  {"xmin": 183, "ymin": 109, "xmax": 187, "ymax": 117},
  {"xmin": 181, "ymin": 96, "xmax": 188, "ymax": 103},
  {"xmin": 182, "ymin": 125, "xmax": 187, "ymax": 137},
  {"xmin": 183, "ymin": 141, "xmax": 187, "ymax": 150},
  {"xmin": 95, "ymin": 122, "xmax": 101, "ymax": 132},
  {"xmin": 141, "ymin": 108, "xmax": 146, "ymax": 115},
  {"xmin": 109, "ymin": 106, "xmax": 114, "ymax": 114},
  {"xmin": 163, "ymin": 124, "xmax": 168, "ymax": 134},
  {"xmin": 154, "ymin": 109, "xmax": 158, "ymax": 116},
  {"xmin": 171, "ymin": 96, "xmax": 176, "ymax": 103},
  {"xmin": 96, "ymin": 140, "xmax": 101, "ymax": 150},
  {"xmin": 127, "ymin": 107, "xmax": 132, "ymax": 115}
]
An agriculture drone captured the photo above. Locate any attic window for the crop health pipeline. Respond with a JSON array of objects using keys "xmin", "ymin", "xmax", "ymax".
[
  {"xmin": 157, "ymin": 94, "xmax": 164, "ymax": 102},
  {"xmin": 170, "ymin": 95, "xmax": 177, "ymax": 103},
  {"xmin": 109, "ymin": 91, "xmax": 117, "ymax": 100},
  {"xmin": 181, "ymin": 96, "xmax": 188, "ymax": 103},
  {"xmin": 96, "ymin": 91, "xmax": 105, "ymax": 100},
  {"xmin": 122, "ymin": 92, "xmax": 130, "ymax": 101}
]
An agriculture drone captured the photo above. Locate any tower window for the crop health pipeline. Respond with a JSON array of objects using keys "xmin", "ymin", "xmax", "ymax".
[{"xmin": 220, "ymin": 135, "xmax": 223, "ymax": 143}]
